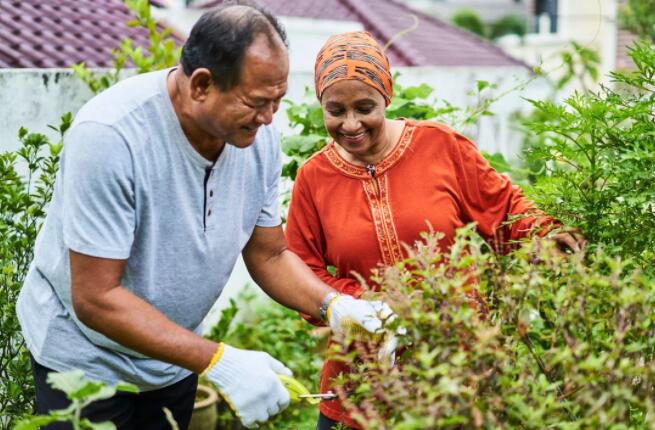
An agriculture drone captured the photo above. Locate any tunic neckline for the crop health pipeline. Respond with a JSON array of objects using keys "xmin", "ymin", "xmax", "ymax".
[{"xmin": 323, "ymin": 119, "xmax": 415, "ymax": 179}]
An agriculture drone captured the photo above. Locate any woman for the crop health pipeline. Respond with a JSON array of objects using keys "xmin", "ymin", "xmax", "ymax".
[{"xmin": 285, "ymin": 31, "xmax": 583, "ymax": 430}]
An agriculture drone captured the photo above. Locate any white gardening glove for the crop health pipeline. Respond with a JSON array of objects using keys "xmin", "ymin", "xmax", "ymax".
[
  {"xmin": 204, "ymin": 343, "xmax": 292, "ymax": 428},
  {"xmin": 327, "ymin": 296, "xmax": 404, "ymax": 366},
  {"xmin": 326, "ymin": 295, "xmax": 394, "ymax": 335}
]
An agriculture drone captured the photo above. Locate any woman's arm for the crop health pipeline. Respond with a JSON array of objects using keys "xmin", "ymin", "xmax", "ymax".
[
  {"xmin": 450, "ymin": 131, "xmax": 572, "ymax": 253},
  {"xmin": 285, "ymin": 168, "xmax": 362, "ymax": 325}
]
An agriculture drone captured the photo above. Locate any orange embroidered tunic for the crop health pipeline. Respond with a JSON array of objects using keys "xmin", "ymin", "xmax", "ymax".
[{"xmin": 285, "ymin": 120, "xmax": 553, "ymax": 428}]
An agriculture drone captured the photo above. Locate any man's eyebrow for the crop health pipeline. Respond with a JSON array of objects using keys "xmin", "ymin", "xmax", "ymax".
[{"xmin": 251, "ymin": 91, "xmax": 287, "ymax": 103}]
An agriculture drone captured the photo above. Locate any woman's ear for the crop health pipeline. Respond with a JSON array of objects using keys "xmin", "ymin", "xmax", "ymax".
[{"xmin": 188, "ymin": 68, "xmax": 214, "ymax": 101}]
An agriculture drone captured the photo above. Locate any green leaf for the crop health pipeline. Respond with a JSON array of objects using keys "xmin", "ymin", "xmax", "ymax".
[
  {"xmin": 12, "ymin": 416, "xmax": 62, "ymax": 430},
  {"xmin": 282, "ymin": 135, "xmax": 325, "ymax": 155},
  {"xmin": 115, "ymin": 382, "xmax": 139, "ymax": 394},
  {"xmin": 476, "ymin": 80, "xmax": 489, "ymax": 92},
  {"xmin": 80, "ymin": 419, "xmax": 117, "ymax": 430},
  {"xmin": 46, "ymin": 370, "xmax": 88, "ymax": 396},
  {"xmin": 402, "ymin": 84, "xmax": 433, "ymax": 100},
  {"xmin": 308, "ymin": 107, "xmax": 325, "ymax": 130},
  {"xmin": 78, "ymin": 385, "xmax": 118, "ymax": 404}
]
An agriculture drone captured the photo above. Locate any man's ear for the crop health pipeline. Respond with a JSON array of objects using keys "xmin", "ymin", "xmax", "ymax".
[{"xmin": 188, "ymin": 68, "xmax": 214, "ymax": 101}]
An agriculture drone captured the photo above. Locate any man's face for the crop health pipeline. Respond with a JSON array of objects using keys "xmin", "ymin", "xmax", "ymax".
[{"xmin": 201, "ymin": 35, "xmax": 289, "ymax": 148}]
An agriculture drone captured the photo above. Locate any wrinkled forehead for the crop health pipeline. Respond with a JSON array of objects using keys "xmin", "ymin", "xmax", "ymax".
[{"xmin": 237, "ymin": 35, "xmax": 289, "ymax": 95}]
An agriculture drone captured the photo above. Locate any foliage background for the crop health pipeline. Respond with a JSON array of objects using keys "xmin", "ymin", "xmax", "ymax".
[
  {"xmin": 2, "ymin": 0, "xmax": 654, "ymax": 428},
  {"xmin": 0, "ymin": 116, "xmax": 69, "ymax": 428},
  {"xmin": 334, "ymin": 228, "xmax": 655, "ymax": 429}
]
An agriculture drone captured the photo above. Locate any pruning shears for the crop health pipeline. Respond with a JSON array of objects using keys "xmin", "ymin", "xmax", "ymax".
[
  {"xmin": 278, "ymin": 375, "xmax": 337, "ymax": 404},
  {"xmin": 278, "ymin": 326, "xmax": 406, "ymax": 405}
]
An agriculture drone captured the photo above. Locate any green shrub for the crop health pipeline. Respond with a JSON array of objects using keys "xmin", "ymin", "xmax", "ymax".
[
  {"xmin": 0, "ymin": 114, "xmax": 71, "ymax": 429},
  {"xmin": 524, "ymin": 41, "xmax": 655, "ymax": 267},
  {"xmin": 332, "ymin": 226, "xmax": 655, "ymax": 429},
  {"xmin": 619, "ymin": 0, "xmax": 655, "ymax": 44},
  {"xmin": 489, "ymin": 14, "xmax": 527, "ymax": 40},
  {"xmin": 451, "ymin": 9, "xmax": 486, "ymax": 38}
]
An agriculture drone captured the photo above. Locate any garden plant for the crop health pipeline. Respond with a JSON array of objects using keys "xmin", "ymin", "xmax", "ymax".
[
  {"xmin": 524, "ymin": 41, "xmax": 655, "ymax": 267},
  {"xmin": 2, "ymin": 0, "xmax": 655, "ymax": 428},
  {"xmin": 329, "ymin": 226, "xmax": 655, "ymax": 429},
  {"xmin": 12, "ymin": 371, "xmax": 138, "ymax": 430},
  {"xmin": 1, "ymin": 115, "xmax": 70, "ymax": 429}
]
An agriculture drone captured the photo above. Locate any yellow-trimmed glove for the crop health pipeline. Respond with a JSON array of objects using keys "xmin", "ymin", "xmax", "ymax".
[
  {"xmin": 325, "ymin": 294, "xmax": 402, "ymax": 366},
  {"xmin": 203, "ymin": 343, "xmax": 292, "ymax": 428},
  {"xmin": 326, "ymin": 294, "xmax": 394, "ymax": 335}
]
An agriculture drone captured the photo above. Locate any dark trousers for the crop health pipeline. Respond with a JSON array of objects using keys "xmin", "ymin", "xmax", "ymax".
[
  {"xmin": 317, "ymin": 412, "xmax": 354, "ymax": 430},
  {"xmin": 31, "ymin": 355, "xmax": 198, "ymax": 430}
]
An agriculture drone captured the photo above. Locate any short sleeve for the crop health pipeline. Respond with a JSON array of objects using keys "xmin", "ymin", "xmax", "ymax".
[
  {"xmin": 256, "ymin": 127, "xmax": 282, "ymax": 227},
  {"xmin": 61, "ymin": 121, "xmax": 136, "ymax": 259}
]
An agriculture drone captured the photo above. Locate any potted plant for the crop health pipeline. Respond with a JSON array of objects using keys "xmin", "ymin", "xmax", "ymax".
[{"xmin": 188, "ymin": 383, "xmax": 219, "ymax": 430}]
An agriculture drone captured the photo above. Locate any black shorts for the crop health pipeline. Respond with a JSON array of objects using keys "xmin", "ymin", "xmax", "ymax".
[{"xmin": 30, "ymin": 354, "xmax": 198, "ymax": 430}]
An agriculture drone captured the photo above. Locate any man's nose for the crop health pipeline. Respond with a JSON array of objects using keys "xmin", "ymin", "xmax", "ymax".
[{"xmin": 255, "ymin": 104, "xmax": 274, "ymax": 125}]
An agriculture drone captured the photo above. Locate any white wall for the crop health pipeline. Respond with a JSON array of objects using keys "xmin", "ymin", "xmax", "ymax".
[
  {"xmin": 0, "ymin": 65, "xmax": 549, "ymax": 328},
  {"xmin": 279, "ymin": 17, "xmax": 364, "ymax": 73},
  {"xmin": 498, "ymin": 0, "xmax": 619, "ymax": 87},
  {"xmin": 0, "ymin": 69, "xmax": 94, "ymax": 152}
]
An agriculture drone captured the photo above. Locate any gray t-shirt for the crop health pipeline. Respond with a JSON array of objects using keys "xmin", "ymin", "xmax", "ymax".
[{"xmin": 17, "ymin": 69, "xmax": 282, "ymax": 390}]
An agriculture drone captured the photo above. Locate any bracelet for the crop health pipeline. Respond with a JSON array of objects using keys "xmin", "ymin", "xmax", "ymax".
[{"xmin": 320, "ymin": 292, "xmax": 341, "ymax": 322}]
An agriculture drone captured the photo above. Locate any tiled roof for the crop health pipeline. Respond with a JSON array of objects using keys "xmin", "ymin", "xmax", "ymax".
[
  {"xmin": 0, "ymin": 0, "xmax": 183, "ymax": 68},
  {"xmin": 195, "ymin": 0, "xmax": 525, "ymax": 68}
]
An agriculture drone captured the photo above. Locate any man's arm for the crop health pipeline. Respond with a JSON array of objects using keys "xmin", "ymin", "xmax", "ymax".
[
  {"xmin": 242, "ymin": 225, "xmax": 334, "ymax": 320},
  {"xmin": 70, "ymin": 250, "xmax": 217, "ymax": 374}
]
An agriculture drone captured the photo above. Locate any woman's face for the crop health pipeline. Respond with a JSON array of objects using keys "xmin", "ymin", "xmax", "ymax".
[{"xmin": 321, "ymin": 80, "xmax": 387, "ymax": 160}]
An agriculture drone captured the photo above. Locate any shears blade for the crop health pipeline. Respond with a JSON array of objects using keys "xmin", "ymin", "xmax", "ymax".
[{"xmin": 298, "ymin": 392, "xmax": 338, "ymax": 401}]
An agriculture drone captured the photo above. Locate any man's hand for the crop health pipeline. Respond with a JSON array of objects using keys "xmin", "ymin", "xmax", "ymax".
[
  {"xmin": 326, "ymin": 295, "xmax": 403, "ymax": 366},
  {"xmin": 326, "ymin": 295, "xmax": 394, "ymax": 334},
  {"xmin": 204, "ymin": 343, "xmax": 292, "ymax": 428}
]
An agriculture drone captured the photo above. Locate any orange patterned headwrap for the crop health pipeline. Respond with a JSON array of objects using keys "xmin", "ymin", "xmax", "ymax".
[{"xmin": 314, "ymin": 31, "xmax": 393, "ymax": 106}]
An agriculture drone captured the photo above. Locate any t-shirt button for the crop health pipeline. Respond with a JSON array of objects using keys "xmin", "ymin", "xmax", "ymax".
[
  {"xmin": 207, "ymin": 210, "xmax": 212, "ymax": 217},
  {"xmin": 209, "ymin": 190, "xmax": 214, "ymax": 198}
]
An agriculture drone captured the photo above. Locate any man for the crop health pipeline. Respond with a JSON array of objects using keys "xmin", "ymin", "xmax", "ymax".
[{"xmin": 17, "ymin": 3, "xmax": 390, "ymax": 429}]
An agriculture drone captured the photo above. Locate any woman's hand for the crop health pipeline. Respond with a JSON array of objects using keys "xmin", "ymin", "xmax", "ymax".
[{"xmin": 548, "ymin": 227, "xmax": 587, "ymax": 254}]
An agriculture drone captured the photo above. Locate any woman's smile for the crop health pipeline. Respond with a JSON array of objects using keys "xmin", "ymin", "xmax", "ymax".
[{"xmin": 340, "ymin": 131, "xmax": 368, "ymax": 146}]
